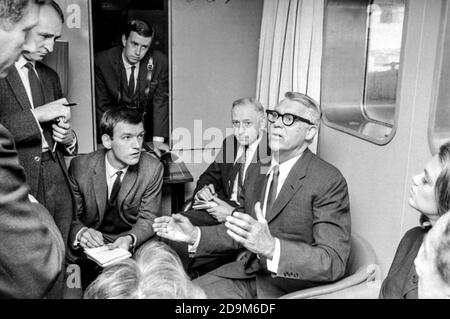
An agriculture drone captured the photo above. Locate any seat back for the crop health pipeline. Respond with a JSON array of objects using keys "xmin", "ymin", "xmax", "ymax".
[{"xmin": 344, "ymin": 232, "xmax": 378, "ymax": 277}]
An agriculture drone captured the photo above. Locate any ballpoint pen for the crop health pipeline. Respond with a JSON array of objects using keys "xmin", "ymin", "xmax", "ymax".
[{"xmin": 52, "ymin": 103, "xmax": 78, "ymax": 153}]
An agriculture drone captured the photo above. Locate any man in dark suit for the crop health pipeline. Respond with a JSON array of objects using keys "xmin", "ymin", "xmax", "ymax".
[
  {"xmin": 0, "ymin": 1, "xmax": 76, "ymax": 251},
  {"xmin": 95, "ymin": 19, "xmax": 169, "ymax": 155},
  {"xmin": 187, "ymin": 97, "xmax": 269, "ymax": 225},
  {"xmin": 68, "ymin": 107, "xmax": 163, "ymax": 288},
  {"xmin": 0, "ymin": 0, "xmax": 65, "ymax": 298},
  {"xmin": 154, "ymin": 92, "xmax": 351, "ymax": 298}
]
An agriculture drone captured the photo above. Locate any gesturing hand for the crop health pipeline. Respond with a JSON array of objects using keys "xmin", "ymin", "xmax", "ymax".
[
  {"xmin": 153, "ymin": 214, "xmax": 197, "ymax": 244},
  {"xmin": 224, "ymin": 202, "xmax": 276, "ymax": 258},
  {"xmin": 195, "ymin": 184, "xmax": 216, "ymax": 202}
]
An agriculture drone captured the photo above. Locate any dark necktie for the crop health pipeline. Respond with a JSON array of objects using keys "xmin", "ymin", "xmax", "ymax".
[
  {"xmin": 109, "ymin": 171, "xmax": 123, "ymax": 204},
  {"xmin": 128, "ymin": 66, "xmax": 136, "ymax": 95},
  {"xmin": 265, "ymin": 165, "xmax": 279, "ymax": 216},
  {"xmin": 229, "ymin": 146, "xmax": 247, "ymax": 197},
  {"xmin": 237, "ymin": 146, "xmax": 248, "ymax": 198},
  {"xmin": 25, "ymin": 62, "xmax": 44, "ymax": 108}
]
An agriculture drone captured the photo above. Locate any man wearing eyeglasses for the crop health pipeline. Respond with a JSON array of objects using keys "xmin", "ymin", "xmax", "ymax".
[{"xmin": 154, "ymin": 92, "xmax": 351, "ymax": 298}]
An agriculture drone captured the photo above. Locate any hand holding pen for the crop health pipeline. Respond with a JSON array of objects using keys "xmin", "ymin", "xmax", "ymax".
[{"xmin": 51, "ymin": 103, "xmax": 77, "ymax": 152}]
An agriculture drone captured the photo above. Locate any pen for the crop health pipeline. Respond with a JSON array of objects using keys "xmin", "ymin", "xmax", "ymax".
[{"xmin": 52, "ymin": 103, "xmax": 77, "ymax": 152}]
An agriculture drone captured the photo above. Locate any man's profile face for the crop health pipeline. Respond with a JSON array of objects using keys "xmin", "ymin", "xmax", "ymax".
[
  {"xmin": 23, "ymin": 4, "xmax": 62, "ymax": 62},
  {"xmin": 0, "ymin": 1, "xmax": 39, "ymax": 78},
  {"xmin": 231, "ymin": 103, "xmax": 264, "ymax": 147},
  {"xmin": 122, "ymin": 31, "xmax": 152, "ymax": 65},
  {"xmin": 102, "ymin": 121, "xmax": 145, "ymax": 168}
]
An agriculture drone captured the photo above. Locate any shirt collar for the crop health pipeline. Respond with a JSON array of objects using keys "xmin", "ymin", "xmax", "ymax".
[
  {"xmin": 105, "ymin": 154, "xmax": 128, "ymax": 179},
  {"xmin": 121, "ymin": 53, "xmax": 140, "ymax": 71},
  {"xmin": 267, "ymin": 152, "xmax": 303, "ymax": 176},
  {"xmin": 15, "ymin": 55, "xmax": 34, "ymax": 70}
]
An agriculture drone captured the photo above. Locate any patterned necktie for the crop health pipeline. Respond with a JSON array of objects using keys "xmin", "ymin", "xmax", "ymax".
[
  {"xmin": 109, "ymin": 171, "xmax": 123, "ymax": 204},
  {"xmin": 128, "ymin": 66, "xmax": 136, "ymax": 95},
  {"xmin": 265, "ymin": 165, "xmax": 279, "ymax": 216},
  {"xmin": 25, "ymin": 62, "xmax": 44, "ymax": 108}
]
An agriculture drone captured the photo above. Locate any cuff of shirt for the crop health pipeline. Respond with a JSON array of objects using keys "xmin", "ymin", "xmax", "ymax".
[
  {"xmin": 73, "ymin": 226, "xmax": 88, "ymax": 248},
  {"xmin": 187, "ymin": 227, "xmax": 201, "ymax": 255},
  {"xmin": 65, "ymin": 132, "xmax": 77, "ymax": 155},
  {"xmin": 153, "ymin": 136, "xmax": 165, "ymax": 143},
  {"xmin": 129, "ymin": 233, "xmax": 137, "ymax": 248},
  {"xmin": 266, "ymin": 237, "xmax": 280, "ymax": 274}
]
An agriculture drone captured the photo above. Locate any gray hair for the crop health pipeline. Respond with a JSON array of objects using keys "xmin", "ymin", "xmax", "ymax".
[
  {"xmin": 284, "ymin": 91, "xmax": 321, "ymax": 126},
  {"xmin": 232, "ymin": 97, "xmax": 265, "ymax": 116},
  {"xmin": 84, "ymin": 241, "xmax": 206, "ymax": 299},
  {"xmin": 0, "ymin": 0, "xmax": 46, "ymax": 28}
]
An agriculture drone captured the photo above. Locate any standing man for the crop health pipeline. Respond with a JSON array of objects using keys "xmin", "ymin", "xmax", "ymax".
[
  {"xmin": 154, "ymin": 92, "xmax": 351, "ymax": 298},
  {"xmin": 68, "ymin": 107, "xmax": 163, "ymax": 288},
  {"xmin": 0, "ymin": 0, "xmax": 76, "ymax": 249},
  {"xmin": 0, "ymin": 0, "xmax": 64, "ymax": 298},
  {"xmin": 95, "ymin": 19, "xmax": 169, "ymax": 155}
]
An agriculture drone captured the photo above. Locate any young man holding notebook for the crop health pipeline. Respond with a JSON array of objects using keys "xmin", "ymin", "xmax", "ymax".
[{"xmin": 68, "ymin": 107, "xmax": 163, "ymax": 287}]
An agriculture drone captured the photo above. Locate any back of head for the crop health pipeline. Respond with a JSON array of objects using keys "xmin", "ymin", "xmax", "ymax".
[
  {"xmin": 0, "ymin": 0, "xmax": 44, "ymax": 26},
  {"xmin": 100, "ymin": 106, "xmax": 144, "ymax": 138},
  {"xmin": 84, "ymin": 241, "xmax": 206, "ymax": 299},
  {"xmin": 123, "ymin": 19, "xmax": 153, "ymax": 39}
]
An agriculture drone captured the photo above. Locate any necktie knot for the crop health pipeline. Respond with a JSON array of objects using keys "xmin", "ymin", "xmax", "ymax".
[{"xmin": 24, "ymin": 62, "xmax": 34, "ymax": 70}]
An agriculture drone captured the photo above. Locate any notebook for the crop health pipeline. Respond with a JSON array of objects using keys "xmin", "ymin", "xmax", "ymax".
[{"xmin": 84, "ymin": 246, "xmax": 131, "ymax": 268}]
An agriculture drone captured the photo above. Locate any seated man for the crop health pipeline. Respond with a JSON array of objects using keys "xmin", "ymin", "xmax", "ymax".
[
  {"xmin": 68, "ymin": 107, "xmax": 163, "ymax": 288},
  {"xmin": 154, "ymin": 92, "xmax": 351, "ymax": 298},
  {"xmin": 186, "ymin": 97, "xmax": 268, "ymax": 226},
  {"xmin": 414, "ymin": 211, "xmax": 450, "ymax": 299},
  {"xmin": 84, "ymin": 241, "xmax": 206, "ymax": 299}
]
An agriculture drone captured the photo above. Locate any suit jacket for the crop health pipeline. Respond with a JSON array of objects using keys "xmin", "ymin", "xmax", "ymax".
[
  {"xmin": 95, "ymin": 46, "xmax": 169, "ymax": 139},
  {"xmin": 379, "ymin": 226, "xmax": 426, "ymax": 299},
  {"xmin": 0, "ymin": 124, "xmax": 64, "ymax": 298},
  {"xmin": 194, "ymin": 148, "xmax": 351, "ymax": 298},
  {"xmin": 68, "ymin": 149, "xmax": 164, "ymax": 250},
  {"xmin": 193, "ymin": 132, "xmax": 270, "ymax": 202},
  {"xmin": 0, "ymin": 62, "xmax": 77, "ymax": 197}
]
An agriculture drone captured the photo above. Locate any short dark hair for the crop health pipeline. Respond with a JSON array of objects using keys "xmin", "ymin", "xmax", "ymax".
[
  {"xmin": 48, "ymin": 0, "xmax": 63, "ymax": 23},
  {"xmin": 100, "ymin": 107, "xmax": 144, "ymax": 138},
  {"xmin": 435, "ymin": 141, "xmax": 450, "ymax": 216},
  {"xmin": 0, "ymin": 0, "xmax": 46, "ymax": 26},
  {"xmin": 123, "ymin": 19, "xmax": 154, "ymax": 39}
]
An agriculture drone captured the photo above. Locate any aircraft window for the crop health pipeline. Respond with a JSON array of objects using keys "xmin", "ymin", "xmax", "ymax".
[
  {"xmin": 429, "ymin": 1, "xmax": 450, "ymax": 153},
  {"xmin": 321, "ymin": 0, "xmax": 406, "ymax": 145}
]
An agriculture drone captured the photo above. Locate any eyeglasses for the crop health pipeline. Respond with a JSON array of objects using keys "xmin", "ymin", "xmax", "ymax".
[{"xmin": 265, "ymin": 109, "xmax": 314, "ymax": 126}]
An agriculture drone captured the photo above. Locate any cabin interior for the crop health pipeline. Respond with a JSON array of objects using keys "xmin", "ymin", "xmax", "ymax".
[{"xmin": 48, "ymin": 0, "xmax": 450, "ymax": 288}]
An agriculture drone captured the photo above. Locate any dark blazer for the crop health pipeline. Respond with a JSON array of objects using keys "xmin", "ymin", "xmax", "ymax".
[
  {"xmin": 379, "ymin": 226, "xmax": 426, "ymax": 299},
  {"xmin": 194, "ymin": 149, "xmax": 351, "ymax": 298},
  {"xmin": 68, "ymin": 149, "xmax": 164, "ymax": 250},
  {"xmin": 0, "ymin": 124, "xmax": 64, "ymax": 298},
  {"xmin": 94, "ymin": 46, "xmax": 169, "ymax": 139},
  {"xmin": 193, "ymin": 132, "xmax": 270, "ymax": 202},
  {"xmin": 0, "ymin": 63, "xmax": 77, "ymax": 197}
]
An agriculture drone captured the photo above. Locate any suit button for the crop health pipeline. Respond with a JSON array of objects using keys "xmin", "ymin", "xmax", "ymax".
[{"xmin": 34, "ymin": 156, "xmax": 40, "ymax": 162}]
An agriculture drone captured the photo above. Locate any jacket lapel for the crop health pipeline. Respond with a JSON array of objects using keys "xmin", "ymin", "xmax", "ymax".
[
  {"xmin": 265, "ymin": 149, "xmax": 313, "ymax": 224},
  {"xmin": 117, "ymin": 163, "xmax": 138, "ymax": 209},
  {"xmin": 6, "ymin": 68, "xmax": 32, "ymax": 110},
  {"xmin": 92, "ymin": 154, "xmax": 107, "ymax": 221}
]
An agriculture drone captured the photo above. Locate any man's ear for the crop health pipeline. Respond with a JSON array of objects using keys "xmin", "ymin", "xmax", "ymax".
[
  {"xmin": 121, "ymin": 34, "xmax": 127, "ymax": 47},
  {"xmin": 102, "ymin": 134, "xmax": 112, "ymax": 149},
  {"xmin": 305, "ymin": 125, "xmax": 318, "ymax": 142}
]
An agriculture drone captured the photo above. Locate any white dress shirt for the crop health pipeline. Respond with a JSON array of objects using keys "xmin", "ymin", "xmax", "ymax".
[
  {"xmin": 263, "ymin": 152, "xmax": 303, "ymax": 273},
  {"xmin": 230, "ymin": 134, "xmax": 263, "ymax": 203},
  {"xmin": 121, "ymin": 54, "xmax": 139, "ymax": 93}
]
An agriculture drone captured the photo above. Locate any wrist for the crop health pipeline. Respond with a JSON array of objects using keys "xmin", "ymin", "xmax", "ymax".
[{"xmin": 266, "ymin": 237, "xmax": 276, "ymax": 259}]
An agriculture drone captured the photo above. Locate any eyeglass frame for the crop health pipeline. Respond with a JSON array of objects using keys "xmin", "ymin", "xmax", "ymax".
[{"xmin": 265, "ymin": 109, "xmax": 315, "ymax": 126}]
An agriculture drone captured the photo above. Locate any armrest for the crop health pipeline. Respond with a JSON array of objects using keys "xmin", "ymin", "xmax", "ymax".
[{"xmin": 317, "ymin": 280, "xmax": 382, "ymax": 299}]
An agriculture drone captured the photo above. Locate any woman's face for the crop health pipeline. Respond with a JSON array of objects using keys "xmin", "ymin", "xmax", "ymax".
[{"xmin": 409, "ymin": 155, "xmax": 442, "ymax": 222}]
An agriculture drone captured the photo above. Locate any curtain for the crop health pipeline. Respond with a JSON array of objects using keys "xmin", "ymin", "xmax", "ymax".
[{"xmin": 256, "ymin": 0, "xmax": 324, "ymax": 152}]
